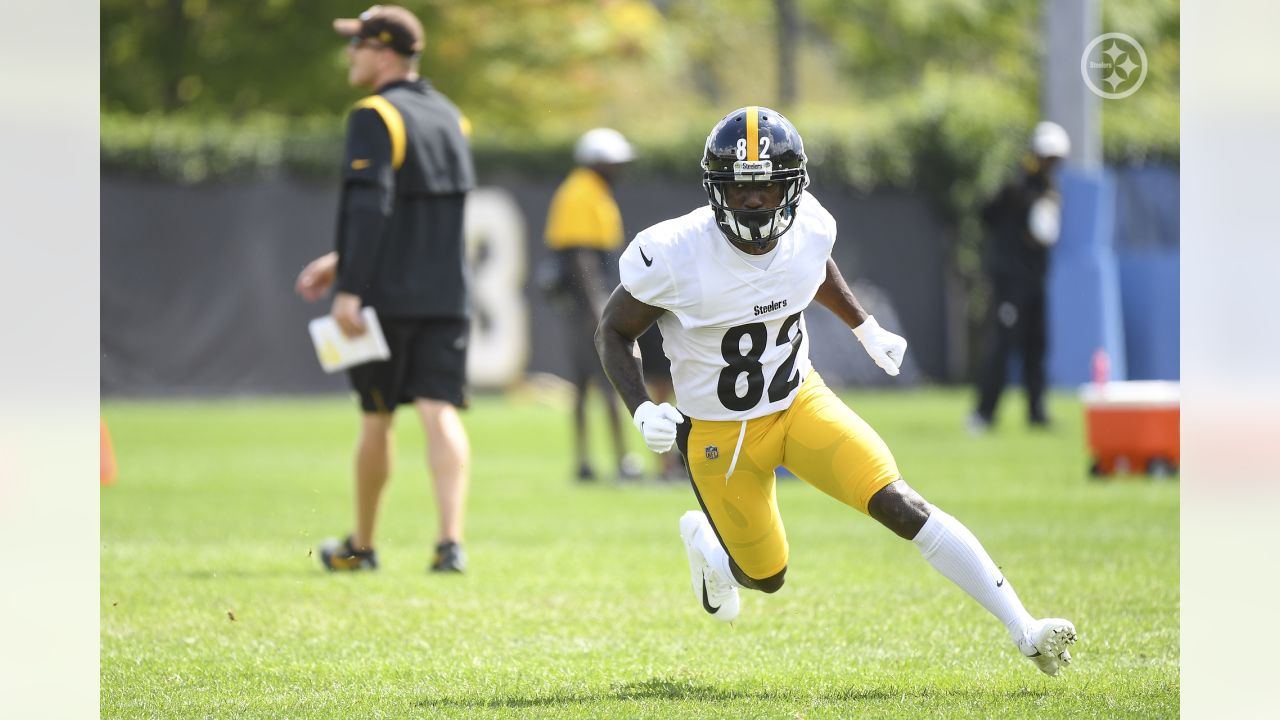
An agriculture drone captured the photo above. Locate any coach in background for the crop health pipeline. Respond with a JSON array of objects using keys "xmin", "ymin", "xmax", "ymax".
[
  {"xmin": 970, "ymin": 122, "xmax": 1070, "ymax": 433},
  {"xmin": 542, "ymin": 129, "xmax": 645, "ymax": 483},
  {"xmin": 295, "ymin": 4, "xmax": 475, "ymax": 573}
]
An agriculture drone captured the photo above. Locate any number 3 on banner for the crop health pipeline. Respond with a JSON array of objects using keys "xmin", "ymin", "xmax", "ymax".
[{"xmin": 463, "ymin": 187, "xmax": 528, "ymax": 386}]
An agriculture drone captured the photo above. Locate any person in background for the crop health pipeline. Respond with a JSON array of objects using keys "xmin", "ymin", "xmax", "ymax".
[
  {"xmin": 294, "ymin": 4, "xmax": 474, "ymax": 573},
  {"xmin": 970, "ymin": 121, "xmax": 1071, "ymax": 433},
  {"xmin": 543, "ymin": 128, "xmax": 644, "ymax": 483}
]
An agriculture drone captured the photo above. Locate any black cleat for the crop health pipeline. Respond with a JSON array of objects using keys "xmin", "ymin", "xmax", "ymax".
[
  {"xmin": 319, "ymin": 536, "xmax": 378, "ymax": 571},
  {"xmin": 430, "ymin": 540, "xmax": 466, "ymax": 573}
]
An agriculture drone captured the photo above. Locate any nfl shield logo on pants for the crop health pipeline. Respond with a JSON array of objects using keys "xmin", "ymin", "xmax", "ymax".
[{"xmin": 705, "ymin": 445, "xmax": 719, "ymax": 460}]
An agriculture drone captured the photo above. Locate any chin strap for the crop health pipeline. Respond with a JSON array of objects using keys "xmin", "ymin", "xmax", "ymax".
[{"xmin": 720, "ymin": 204, "xmax": 799, "ymax": 247}]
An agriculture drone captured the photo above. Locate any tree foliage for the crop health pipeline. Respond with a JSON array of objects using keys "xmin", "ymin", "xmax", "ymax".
[
  {"xmin": 101, "ymin": 0, "xmax": 1179, "ymax": 265},
  {"xmin": 102, "ymin": 1, "xmax": 1177, "ymax": 158},
  {"xmin": 100, "ymin": 0, "xmax": 1180, "ymax": 235},
  {"xmin": 102, "ymin": 0, "xmax": 1178, "ymax": 379}
]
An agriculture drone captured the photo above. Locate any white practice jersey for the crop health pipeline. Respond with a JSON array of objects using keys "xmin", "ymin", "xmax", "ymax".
[{"xmin": 619, "ymin": 191, "xmax": 837, "ymax": 421}]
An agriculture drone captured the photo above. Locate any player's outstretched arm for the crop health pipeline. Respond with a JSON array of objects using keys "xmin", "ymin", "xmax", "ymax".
[
  {"xmin": 595, "ymin": 285, "xmax": 666, "ymax": 414},
  {"xmin": 814, "ymin": 257, "xmax": 869, "ymax": 328},
  {"xmin": 596, "ymin": 285, "xmax": 684, "ymax": 452},
  {"xmin": 815, "ymin": 257, "xmax": 908, "ymax": 376}
]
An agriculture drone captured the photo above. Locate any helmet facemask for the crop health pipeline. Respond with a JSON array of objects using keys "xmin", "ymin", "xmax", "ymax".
[{"xmin": 703, "ymin": 169, "xmax": 808, "ymax": 249}]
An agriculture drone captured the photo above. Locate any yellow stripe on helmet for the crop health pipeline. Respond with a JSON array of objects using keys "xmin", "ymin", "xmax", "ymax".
[{"xmin": 745, "ymin": 106, "xmax": 759, "ymax": 161}]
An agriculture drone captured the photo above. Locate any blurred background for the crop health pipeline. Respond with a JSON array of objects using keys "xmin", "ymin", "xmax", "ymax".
[
  {"xmin": 99, "ymin": 0, "xmax": 1179, "ymax": 399},
  {"xmin": 92, "ymin": 5, "xmax": 1184, "ymax": 714}
]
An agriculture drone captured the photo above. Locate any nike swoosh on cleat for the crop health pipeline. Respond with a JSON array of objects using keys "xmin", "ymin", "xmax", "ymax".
[
  {"xmin": 639, "ymin": 247, "xmax": 654, "ymax": 267},
  {"xmin": 701, "ymin": 571, "xmax": 721, "ymax": 614},
  {"xmin": 996, "ymin": 576, "xmax": 1005, "ymax": 587}
]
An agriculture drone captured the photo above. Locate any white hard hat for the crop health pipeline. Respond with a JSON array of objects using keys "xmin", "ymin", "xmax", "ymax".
[
  {"xmin": 1030, "ymin": 121, "xmax": 1071, "ymax": 158},
  {"xmin": 574, "ymin": 128, "xmax": 635, "ymax": 165}
]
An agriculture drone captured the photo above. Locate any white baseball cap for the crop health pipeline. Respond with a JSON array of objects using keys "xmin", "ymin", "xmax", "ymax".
[
  {"xmin": 574, "ymin": 128, "xmax": 635, "ymax": 165},
  {"xmin": 1030, "ymin": 121, "xmax": 1071, "ymax": 158}
]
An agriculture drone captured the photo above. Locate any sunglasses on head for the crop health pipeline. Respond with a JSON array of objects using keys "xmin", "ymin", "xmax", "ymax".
[{"xmin": 348, "ymin": 36, "xmax": 388, "ymax": 50}]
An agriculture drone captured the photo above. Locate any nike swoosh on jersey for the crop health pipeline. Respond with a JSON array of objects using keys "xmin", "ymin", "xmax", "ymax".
[
  {"xmin": 701, "ymin": 571, "xmax": 721, "ymax": 613},
  {"xmin": 639, "ymin": 247, "xmax": 654, "ymax": 267}
]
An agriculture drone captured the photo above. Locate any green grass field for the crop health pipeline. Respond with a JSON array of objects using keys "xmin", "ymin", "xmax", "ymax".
[{"xmin": 101, "ymin": 388, "xmax": 1178, "ymax": 718}]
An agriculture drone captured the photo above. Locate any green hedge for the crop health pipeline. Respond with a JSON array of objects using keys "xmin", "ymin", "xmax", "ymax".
[{"xmin": 101, "ymin": 89, "xmax": 1177, "ymax": 198}]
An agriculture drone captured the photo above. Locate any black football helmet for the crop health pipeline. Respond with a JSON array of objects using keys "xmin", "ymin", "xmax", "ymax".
[{"xmin": 701, "ymin": 106, "xmax": 809, "ymax": 248}]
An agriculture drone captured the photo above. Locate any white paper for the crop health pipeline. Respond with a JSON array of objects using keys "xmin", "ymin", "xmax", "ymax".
[{"xmin": 307, "ymin": 307, "xmax": 391, "ymax": 373}]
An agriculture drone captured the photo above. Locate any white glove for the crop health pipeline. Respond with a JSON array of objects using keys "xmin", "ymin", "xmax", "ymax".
[
  {"xmin": 853, "ymin": 315, "xmax": 908, "ymax": 377},
  {"xmin": 632, "ymin": 401, "xmax": 685, "ymax": 453}
]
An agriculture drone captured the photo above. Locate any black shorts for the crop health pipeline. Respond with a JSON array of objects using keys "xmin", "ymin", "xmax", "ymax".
[
  {"xmin": 347, "ymin": 316, "xmax": 468, "ymax": 412},
  {"xmin": 557, "ymin": 302, "xmax": 608, "ymax": 387},
  {"xmin": 637, "ymin": 325, "xmax": 671, "ymax": 383}
]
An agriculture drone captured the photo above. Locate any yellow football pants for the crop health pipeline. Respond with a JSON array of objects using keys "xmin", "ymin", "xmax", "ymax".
[{"xmin": 677, "ymin": 371, "xmax": 900, "ymax": 580}]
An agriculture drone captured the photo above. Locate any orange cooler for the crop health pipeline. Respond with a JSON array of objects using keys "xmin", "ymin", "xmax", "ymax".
[
  {"xmin": 1081, "ymin": 381, "xmax": 1179, "ymax": 476},
  {"xmin": 101, "ymin": 418, "xmax": 117, "ymax": 486}
]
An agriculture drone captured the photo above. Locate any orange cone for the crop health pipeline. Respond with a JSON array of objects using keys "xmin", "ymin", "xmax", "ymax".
[{"xmin": 101, "ymin": 418, "xmax": 117, "ymax": 486}]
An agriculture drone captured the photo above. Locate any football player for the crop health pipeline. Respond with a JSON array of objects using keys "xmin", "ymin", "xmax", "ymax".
[{"xmin": 596, "ymin": 106, "xmax": 1077, "ymax": 675}]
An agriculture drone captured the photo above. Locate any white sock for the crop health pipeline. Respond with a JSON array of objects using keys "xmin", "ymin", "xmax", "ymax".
[
  {"xmin": 912, "ymin": 509, "xmax": 1035, "ymax": 651},
  {"xmin": 694, "ymin": 519, "xmax": 741, "ymax": 588}
]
